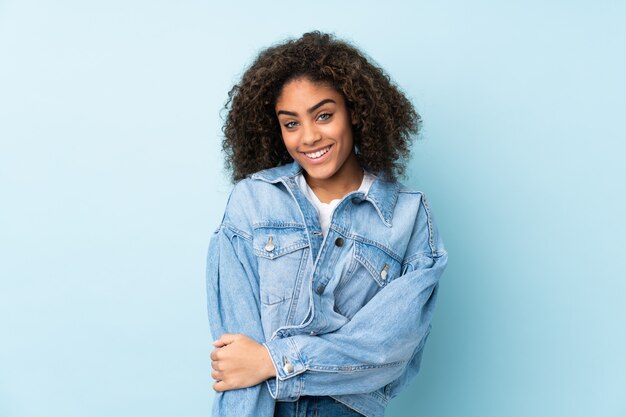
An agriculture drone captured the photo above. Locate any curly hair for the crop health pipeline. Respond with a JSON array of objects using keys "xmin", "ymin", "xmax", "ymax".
[{"xmin": 222, "ymin": 31, "xmax": 421, "ymax": 182}]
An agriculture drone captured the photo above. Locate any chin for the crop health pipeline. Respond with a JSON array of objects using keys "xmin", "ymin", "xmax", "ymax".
[{"xmin": 301, "ymin": 164, "xmax": 336, "ymax": 179}]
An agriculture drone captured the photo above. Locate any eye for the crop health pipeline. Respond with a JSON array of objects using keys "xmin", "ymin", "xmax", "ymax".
[
  {"xmin": 318, "ymin": 113, "xmax": 332, "ymax": 121},
  {"xmin": 284, "ymin": 121, "xmax": 298, "ymax": 129}
]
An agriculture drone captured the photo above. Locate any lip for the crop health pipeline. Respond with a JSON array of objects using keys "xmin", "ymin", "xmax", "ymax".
[{"xmin": 300, "ymin": 144, "xmax": 333, "ymax": 165}]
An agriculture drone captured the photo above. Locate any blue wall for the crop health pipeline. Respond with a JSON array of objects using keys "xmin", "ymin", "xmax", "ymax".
[{"xmin": 1, "ymin": 1, "xmax": 624, "ymax": 416}]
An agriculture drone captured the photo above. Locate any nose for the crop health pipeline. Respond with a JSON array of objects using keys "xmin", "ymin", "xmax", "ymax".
[{"xmin": 303, "ymin": 124, "xmax": 322, "ymax": 146}]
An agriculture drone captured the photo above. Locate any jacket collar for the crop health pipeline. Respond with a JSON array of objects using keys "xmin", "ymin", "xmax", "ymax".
[{"xmin": 250, "ymin": 160, "xmax": 400, "ymax": 226}]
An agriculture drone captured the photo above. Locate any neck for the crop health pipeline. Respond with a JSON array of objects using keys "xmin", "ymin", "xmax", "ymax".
[{"xmin": 304, "ymin": 153, "xmax": 364, "ymax": 203}]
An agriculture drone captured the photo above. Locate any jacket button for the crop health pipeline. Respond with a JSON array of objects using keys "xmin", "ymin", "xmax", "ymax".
[
  {"xmin": 316, "ymin": 285, "xmax": 325, "ymax": 295},
  {"xmin": 334, "ymin": 237, "xmax": 344, "ymax": 247},
  {"xmin": 381, "ymin": 264, "xmax": 389, "ymax": 280},
  {"xmin": 283, "ymin": 362, "xmax": 294, "ymax": 374}
]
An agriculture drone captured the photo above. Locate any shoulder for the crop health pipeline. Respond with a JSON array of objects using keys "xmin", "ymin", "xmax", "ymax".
[
  {"xmin": 395, "ymin": 180, "xmax": 423, "ymax": 198},
  {"xmin": 227, "ymin": 163, "xmax": 299, "ymax": 200},
  {"xmin": 227, "ymin": 170, "xmax": 289, "ymax": 206},
  {"xmin": 387, "ymin": 180, "xmax": 427, "ymax": 217},
  {"xmin": 397, "ymin": 187, "xmax": 432, "ymax": 222},
  {"xmin": 220, "ymin": 166, "xmax": 298, "ymax": 232},
  {"xmin": 221, "ymin": 178, "xmax": 264, "ymax": 227},
  {"xmin": 389, "ymin": 182, "xmax": 446, "ymax": 259},
  {"xmin": 250, "ymin": 162, "xmax": 301, "ymax": 182}
]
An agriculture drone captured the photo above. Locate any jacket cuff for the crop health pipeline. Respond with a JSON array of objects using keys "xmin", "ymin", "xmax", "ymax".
[{"xmin": 262, "ymin": 338, "xmax": 305, "ymax": 401}]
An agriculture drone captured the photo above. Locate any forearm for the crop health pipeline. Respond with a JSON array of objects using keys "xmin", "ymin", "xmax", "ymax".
[
  {"xmin": 206, "ymin": 225, "xmax": 275, "ymax": 417},
  {"xmin": 262, "ymin": 253, "xmax": 446, "ymax": 400},
  {"xmin": 262, "ymin": 326, "xmax": 432, "ymax": 398}
]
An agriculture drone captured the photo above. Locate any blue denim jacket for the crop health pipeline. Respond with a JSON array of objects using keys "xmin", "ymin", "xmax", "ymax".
[{"xmin": 206, "ymin": 161, "xmax": 448, "ymax": 417}]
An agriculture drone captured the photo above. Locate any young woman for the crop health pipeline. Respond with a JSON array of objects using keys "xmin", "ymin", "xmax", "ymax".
[{"xmin": 206, "ymin": 31, "xmax": 448, "ymax": 417}]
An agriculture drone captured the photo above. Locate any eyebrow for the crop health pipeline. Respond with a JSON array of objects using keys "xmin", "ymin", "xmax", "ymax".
[{"xmin": 276, "ymin": 98, "xmax": 336, "ymax": 117}]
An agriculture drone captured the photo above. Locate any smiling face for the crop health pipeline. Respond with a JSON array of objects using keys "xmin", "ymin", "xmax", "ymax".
[{"xmin": 275, "ymin": 77, "xmax": 362, "ymax": 197}]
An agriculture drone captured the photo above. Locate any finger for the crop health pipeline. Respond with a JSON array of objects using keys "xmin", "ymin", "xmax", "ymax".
[
  {"xmin": 215, "ymin": 333, "xmax": 238, "ymax": 346},
  {"xmin": 210, "ymin": 349, "xmax": 220, "ymax": 361},
  {"xmin": 211, "ymin": 370, "xmax": 221, "ymax": 380},
  {"xmin": 213, "ymin": 380, "xmax": 228, "ymax": 392},
  {"xmin": 211, "ymin": 360, "xmax": 220, "ymax": 371}
]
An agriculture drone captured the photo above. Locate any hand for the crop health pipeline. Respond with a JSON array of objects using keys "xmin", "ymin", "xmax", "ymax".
[{"xmin": 210, "ymin": 333, "xmax": 277, "ymax": 392}]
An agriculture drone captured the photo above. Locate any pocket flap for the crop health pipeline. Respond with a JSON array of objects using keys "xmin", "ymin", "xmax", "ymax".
[
  {"xmin": 253, "ymin": 227, "xmax": 309, "ymax": 259},
  {"xmin": 354, "ymin": 241, "xmax": 402, "ymax": 287}
]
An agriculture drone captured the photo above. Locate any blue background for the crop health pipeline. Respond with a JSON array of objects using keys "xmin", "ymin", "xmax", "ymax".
[{"xmin": 1, "ymin": 1, "xmax": 625, "ymax": 416}]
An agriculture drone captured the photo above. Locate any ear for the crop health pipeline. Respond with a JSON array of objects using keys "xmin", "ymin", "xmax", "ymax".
[{"xmin": 351, "ymin": 112, "xmax": 358, "ymax": 125}]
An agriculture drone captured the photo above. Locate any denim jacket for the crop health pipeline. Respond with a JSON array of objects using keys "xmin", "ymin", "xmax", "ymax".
[{"xmin": 206, "ymin": 161, "xmax": 448, "ymax": 417}]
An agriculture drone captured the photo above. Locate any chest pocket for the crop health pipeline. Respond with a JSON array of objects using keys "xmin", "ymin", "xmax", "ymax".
[
  {"xmin": 253, "ymin": 226, "xmax": 309, "ymax": 306},
  {"xmin": 353, "ymin": 241, "xmax": 402, "ymax": 287},
  {"xmin": 333, "ymin": 240, "xmax": 402, "ymax": 319}
]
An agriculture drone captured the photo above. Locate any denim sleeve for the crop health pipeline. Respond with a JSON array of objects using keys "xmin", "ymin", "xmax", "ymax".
[
  {"xmin": 205, "ymin": 224, "xmax": 276, "ymax": 417},
  {"xmin": 262, "ymin": 195, "xmax": 448, "ymax": 400}
]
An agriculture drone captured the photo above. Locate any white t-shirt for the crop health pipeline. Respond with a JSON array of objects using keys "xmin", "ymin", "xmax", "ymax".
[{"xmin": 296, "ymin": 170, "xmax": 376, "ymax": 237}]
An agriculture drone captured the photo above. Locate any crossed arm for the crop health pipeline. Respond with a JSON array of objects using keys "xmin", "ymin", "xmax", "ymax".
[
  {"xmin": 207, "ymin": 219, "xmax": 447, "ymax": 412},
  {"xmin": 206, "ymin": 224, "xmax": 276, "ymax": 417},
  {"xmin": 209, "ymin": 250, "xmax": 445, "ymax": 399},
  {"xmin": 210, "ymin": 333, "xmax": 276, "ymax": 391}
]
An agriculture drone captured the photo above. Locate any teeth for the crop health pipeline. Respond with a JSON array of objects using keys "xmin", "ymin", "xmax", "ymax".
[{"xmin": 304, "ymin": 146, "xmax": 331, "ymax": 159}]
